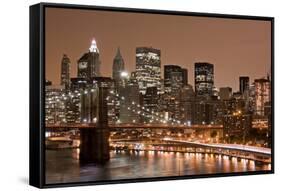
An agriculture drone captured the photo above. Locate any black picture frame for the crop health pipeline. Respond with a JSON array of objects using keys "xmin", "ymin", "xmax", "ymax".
[{"xmin": 30, "ymin": 2, "xmax": 274, "ymax": 189}]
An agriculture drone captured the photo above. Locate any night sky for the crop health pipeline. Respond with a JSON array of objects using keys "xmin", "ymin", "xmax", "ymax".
[{"xmin": 46, "ymin": 7, "xmax": 271, "ymax": 91}]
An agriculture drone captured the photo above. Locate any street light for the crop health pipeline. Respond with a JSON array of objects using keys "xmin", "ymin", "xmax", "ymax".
[
  {"xmin": 120, "ymin": 71, "xmax": 128, "ymax": 78},
  {"xmin": 93, "ymin": 117, "xmax": 97, "ymax": 123}
]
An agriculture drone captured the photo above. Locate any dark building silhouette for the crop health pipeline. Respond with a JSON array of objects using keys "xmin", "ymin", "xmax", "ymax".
[
  {"xmin": 112, "ymin": 47, "xmax": 125, "ymax": 82},
  {"xmin": 143, "ymin": 86, "xmax": 159, "ymax": 123},
  {"xmin": 164, "ymin": 65, "xmax": 187, "ymax": 93},
  {"xmin": 60, "ymin": 54, "xmax": 70, "ymax": 89},
  {"xmin": 239, "ymin": 76, "xmax": 249, "ymax": 94},
  {"xmin": 223, "ymin": 113, "xmax": 252, "ymax": 143},
  {"xmin": 219, "ymin": 87, "xmax": 232, "ymax": 100},
  {"xmin": 163, "ymin": 65, "xmax": 188, "ymax": 121},
  {"xmin": 179, "ymin": 84, "xmax": 195, "ymax": 123},
  {"xmin": 182, "ymin": 68, "xmax": 188, "ymax": 85},
  {"xmin": 194, "ymin": 62, "xmax": 214, "ymax": 97},
  {"xmin": 45, "ymin": 80, "xmax": 52, "ymax": 86},
  {"xmin": 79, "ymin": 84, "xmax": 110, "ymax": 163},
  {"xmin": 119, "ymin": 74, "xmax": 140, "ymax": 124}
]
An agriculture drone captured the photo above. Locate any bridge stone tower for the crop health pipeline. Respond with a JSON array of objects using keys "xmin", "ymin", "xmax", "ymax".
[{"xmin": 79, "ymin": 86, "xmax": 110, "ymax": 163}]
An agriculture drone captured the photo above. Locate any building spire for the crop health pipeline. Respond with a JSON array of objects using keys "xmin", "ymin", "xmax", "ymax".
[
  {"xmin": 89, "ymin": 38, "xmax": 99, "ymax": 53},
  {"xmin": 112, "ymin": 47, "xmax": 125, "ymax": 81},
  {"xmin": 115, "ymin": 46, "xmax": 122, "ymax": 59}
]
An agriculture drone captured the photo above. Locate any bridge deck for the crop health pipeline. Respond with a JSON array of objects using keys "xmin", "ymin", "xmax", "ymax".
[
  {"xmin": 165, "ymin": 139, "xmax": 271, "ymax": 156},
  {"xmin": 45, "ymin": 124, "xmax": 223, "ymax": 130}
]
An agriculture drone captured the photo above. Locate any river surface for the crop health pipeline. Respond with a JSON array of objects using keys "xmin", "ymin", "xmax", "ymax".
[{"xmin": 46, "ymin": 149, "xmax": 270, "ymax": 184}]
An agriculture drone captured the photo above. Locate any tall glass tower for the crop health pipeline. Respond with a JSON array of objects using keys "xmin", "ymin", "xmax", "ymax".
[
  {"xmin": 77, "ymin": 38, "xmax": 101, "ymax": 78},
  {"xmin": 60, "ymin": 54, "xmax": 70, "ymax": 90},
  {"xmin": 239, "ymin": 76, "xmax": 250, "ymax": 94},
  {"xmin": 194, "ymin": 62, "xmax": 214, "ymax": 97},
  {"xmin": 112, "ymin": 47, "xmax": 125, "ymax": 82},
  {"xmin": 135, "ymin": 47, "xmax": 161, "ymax": 95}
]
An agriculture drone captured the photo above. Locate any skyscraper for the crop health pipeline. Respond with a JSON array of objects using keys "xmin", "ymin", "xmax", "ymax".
[
  {"xmin": 179, "ymin": 84, "xmax": 194, "ymax": 123},
  {"xmin": 112, "ymin": 47, "xmax": 125, "ymax": 82},
  {"xmin": 239, "ymin": 76, "xmax": 250, "ymax": 94},
  {"xmin": 164, "ymin": 65, "xmax": 187, "ymax": 93},
  {"xmin": 219, "ymin": 87, "xmax": 232, "ymax": 100},
  {"xmin": 60, "ymin": 54, "xmax": 70, "ymax": 89},
  {"xmin": 66, "ymin": 78, "xmax": 92, "ymax": 123},
  {"xmin": 45, "ymin": 85, "xmax": 66, "ymax": 124},
  {"xmin": 136, "ymin": 47, "xmax": 161, "ymax": 95},
  {"xmin": 254, "ymin": 78, "xmax": 271, "ymax": 116},
  {"xmin": 77, "ymin": 39, "xmax": 101, "ymax": 78},
  {"xmin": 182, "ymin": 68, "xmax": 188, "ymax": 85},
  {"xmin": 194, "ymin": 62, "xmax": 214, "ymax": 97},
  {"xmin": 143, "ymin": 86, "xmax": 159, "ymax": 123},
  {"xmin": 119, "ymin": 73, "xmax": 140, "ymax": 124}
]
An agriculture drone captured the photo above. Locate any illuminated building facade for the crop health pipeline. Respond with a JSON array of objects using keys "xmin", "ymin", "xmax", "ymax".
[
  {"xmin": 223, "ymin": 113, "xmax": 252, "ymax": 143},
  {"xmin": 135, "ymin": 47, "xmax": 161, "ymax": 95},
  {"xmin": 77, "ymin": 39, "xmax": 101, "ymax": 78},
  {"xmin": 254, "ymin": 78, "xmax": 271, "ymax": 116},
  {"xmin": 194, "ymin": 62, "xmax": 214, "ymax": 97},
  {"xmin": 45, "ymin": 85, "xmax": 66, "ymax": 124},
  {"xmin": 66, "ymin": 78, "xmax": 91, "ymax": 123}
]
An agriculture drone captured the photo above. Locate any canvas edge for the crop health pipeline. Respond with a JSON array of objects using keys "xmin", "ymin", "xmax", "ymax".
[{"xmin": 29, "ymin": 2, "xmax": 275, "ymax": 189}]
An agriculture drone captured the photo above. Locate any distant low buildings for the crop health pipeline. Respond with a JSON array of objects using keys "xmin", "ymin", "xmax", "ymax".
[{"xmin": 219, "ymin": 87, "xmax": 232, "ymax": 100}]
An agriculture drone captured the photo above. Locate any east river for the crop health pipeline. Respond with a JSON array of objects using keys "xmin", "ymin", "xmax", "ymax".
[{"xmin": 46, "ymin": 149, "xmax": 271, "ymax": 184}]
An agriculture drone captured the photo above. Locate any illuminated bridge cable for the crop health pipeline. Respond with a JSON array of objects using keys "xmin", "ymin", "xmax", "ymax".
[{"xmin": 58, "ymin": 88, "xmax": 182, "ymax": 125}]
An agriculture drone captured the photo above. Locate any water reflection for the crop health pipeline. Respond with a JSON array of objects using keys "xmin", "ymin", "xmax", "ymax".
[{"xmin": 46, "ymin": 149, "xmax": 270, "ymax": 184}]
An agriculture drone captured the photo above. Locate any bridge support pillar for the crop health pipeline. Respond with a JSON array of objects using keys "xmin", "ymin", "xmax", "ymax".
[
  {"xmin": 79, "ymin": 128, "xmax": 109, "ymax": 163},
  {"xmin": 79, "ymin": 86, "xmax": 110, "ymax": 164}
]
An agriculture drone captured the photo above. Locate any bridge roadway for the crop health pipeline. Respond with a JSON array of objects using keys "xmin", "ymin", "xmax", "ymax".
[
  {"xmin": 111, "ymin": 138, "xmax": 271, "ymax": 163},
  {"xmin": 162, "ymin": 139, "xmax": 271, "ymax": 156},
  {"xmin": 45, "ymin": 123, "xmax": 223, "ymax": 130}
]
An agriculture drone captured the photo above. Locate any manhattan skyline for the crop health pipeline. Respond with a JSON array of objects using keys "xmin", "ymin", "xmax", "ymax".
[
  {"xmin": 46, "ymin": 7, "xmax": 271, "ymax": 91},
  {"xmin": 44, "ymin": 7, "xmax": 272, "ymax": 184}
]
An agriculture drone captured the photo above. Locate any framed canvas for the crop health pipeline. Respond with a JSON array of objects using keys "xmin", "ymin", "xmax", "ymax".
[{"xmin": 29, "ymin": 2, "xmax": 274, "ymax": 188}]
